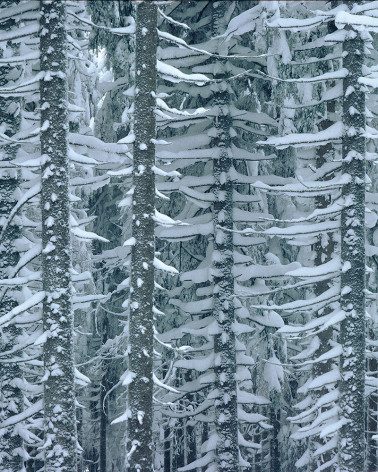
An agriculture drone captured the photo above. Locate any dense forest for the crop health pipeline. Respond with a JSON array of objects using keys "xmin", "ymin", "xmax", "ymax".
[{"xmin": 0, "ymin": 1, "xmax": 377, "ymax": 471}]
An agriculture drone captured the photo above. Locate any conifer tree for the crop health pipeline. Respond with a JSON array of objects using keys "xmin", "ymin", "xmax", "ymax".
[
  {"xmin": 154, "ymin": 3, "xmax": 288, "ymax": 470},
  {"xmin": 252, "ymin": 3, "xmax": 378, "ymax": 472},
  {"xmin": 211, "ymin": 2, "xmax": 239, "ymax": 469},
  {"xmin": 127, "ymin": 2, "xmax": 157, "ymax": 470},
  {"xmin": 40, "ymin": 1, "xmax": 77, "ymax": 470},
  {"xmin": 0, "ymin": 2, "xmax": 371, "ymax": 471},
  {"xmin": 338, "ymin": 6, "xmax": 366, "ymax": 470}
]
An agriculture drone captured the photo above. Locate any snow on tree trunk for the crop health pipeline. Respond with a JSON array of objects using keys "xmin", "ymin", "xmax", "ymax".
[
  {"xmin": 0, "ymin": 2, "xmax": 24, "ymax": 470},
  {"xmin": 338, "ymin": 18, "xmax": 366, "ymax": 472},
  {"xmin": 40, "ymin": 1, "xmax": 77, "ymax": 471},
  {"xmin": 127, "ymin": 2, "xmax": 157, "ymax": 471},
  {"xmin": 211, "ymin": 3, "xmax": 239, "ymax": 471}
]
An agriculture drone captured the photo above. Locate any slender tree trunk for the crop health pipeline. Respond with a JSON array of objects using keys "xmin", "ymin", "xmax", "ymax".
[
  {"xmin": 367, "ymin": 29, "xmax": 378, "ymax": 467},
  {"xmin": 174, "ymin": 420, "xmax": 185, "ymax": 471},
  {"xmin": 270, "ymin": 404, "xmax": 280, "ymax": 472},
  {"xmin": 201, "ymin": 423, "xmax": 209, "ymax": 472},
  {"xmin": 164, "ymin": 424, "xmax": 171, "ymax": 472},
  {"xmin": 99, "ymin": 371, "xmax": 108, "ymax": 472},
  {"xmin": 338, "ymin": 15, "xmax": 366, "ymax": 472},
  {"xmin": 186, "ymin": 421, "xmax": 197, "ymax": 467},
  {"xmin": 212, "ymin": 3, "xmax": 239, "ymax": 471},
  {"xmin": 86, "ymin": 312, "xmax": 101, "ymax": 472},
  {"xmin": 127, "ymin": 2, "xmax": 157, "ymax": 471},
  {"xmin": 0, "ymin": 3, "xmax": 24, "ymax": 470},
  {"xmin": 99, "ymin": 314, "xmax": 111, "ymax": 472},
  {"xmin": 40, "ymin": 2, "xmax": 77, "ymax": 471},
  {"xmin": 368, "ymin": 357, "xmax": 378, "ymax": 472}
]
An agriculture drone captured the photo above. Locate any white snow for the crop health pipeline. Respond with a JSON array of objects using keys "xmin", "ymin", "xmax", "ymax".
[
  {"xmin": 259, "ymin": 122, "xmax": 343, "ymax": 149},
  {"xmin": 157, "ymin": 60, "xmax": 209, "ymax": 86},
  {"xmin": 336, "ymin": 11, "xmax": 378, "ymax": 31}
]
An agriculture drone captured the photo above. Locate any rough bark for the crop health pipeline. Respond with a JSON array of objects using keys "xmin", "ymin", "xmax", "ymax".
[
  {"xmin": 127, "ymin": 2, "xmax": 157, "ymax": 471},
  {"xmin": 40, "ymin": 2, "xmax": 77, "ymax": 471},
  {"xmin": 338, "ymin": 18, "xmax": 366, "ymax": 472},
  {"xmin": 212, "ymin": 2, "xmax": 239, "ymax": 471}
]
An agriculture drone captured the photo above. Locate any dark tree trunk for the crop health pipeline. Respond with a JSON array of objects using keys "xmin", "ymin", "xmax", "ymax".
[
  {"xmin": 211, "ymin": 3, "xmax": 239, "ymax": 471},
  {"xmin": 127, "ymin": 2, "xmax": 157, "ymax": 471},
  {"xmin": 270, "ymin": 406, "xmax": 280, "ymax": 472},
  {"xmin": 201, "ymin": 423, "xmax": 209, "ymax": 472},
  {"xmin": 99, "ymin": 314, "xmax": 113, "ymax": 472},
  {"xmin": 40, "ymin": 2, "xmax": 77, "ymax": 471},
  {"xmin": 338, "ymin": 11, "xmax": 366, "ymax": 471},
  {"xmin": 164, "ymin": 424, "xmax": 171, "ymax": 472}
]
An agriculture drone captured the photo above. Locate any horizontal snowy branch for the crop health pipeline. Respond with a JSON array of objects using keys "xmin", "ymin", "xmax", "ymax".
[{"xmin": 336, "ymin": 10, "xmax": 378, "ymax": 31}]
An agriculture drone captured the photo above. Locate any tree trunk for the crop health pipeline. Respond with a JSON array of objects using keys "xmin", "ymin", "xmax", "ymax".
[
  {"xmin": 99, "ymin": 363, "xmax": 108, "ymax": 472},
  {"xmin": 201, "ymin": 423, "xmax": 209, "ymax": 472},
  {"xmin": 270, "ymin": 404, "xmax": 280, "ymax": 472},
  {"xmin": 338, "ymin": 14, "xmax": 366, "ymax": 472},
  {"xmin": 212, "ymin": 2, "xmax": 239, "ymax": 471},
  {"xmin": 164, "ymin": 423, "xmax": 171, "ymax": 472},
  {"xmin": 127, "ymin": 2, "xmax": 157, "ymax": 471},
  {"xmin": 368, "ymin": 356, "xmax": 378, "ymax": 472},
  {"xmin": 40, "ymin": 2, "xmax": 77, "ymax": 471}
]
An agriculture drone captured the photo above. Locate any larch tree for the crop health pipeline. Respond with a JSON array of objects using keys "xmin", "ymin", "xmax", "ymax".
[
  {"xmin": 365, "ymin": 26, "xmax": 378, "ymax": 472},
  {"xmin": 40, "ymin": 1, "xmax": 77, "ymax": 470}
]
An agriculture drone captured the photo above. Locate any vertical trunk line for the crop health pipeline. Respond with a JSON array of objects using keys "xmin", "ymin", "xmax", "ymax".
[
  {"xmin": 127, "ymin": 2, "xmax": 157, "ymax": 471},
  {"xmin": 211, "ymin": 2, "xmax": 239, "ymax": 471},
  {"xmin": 339, "ymin": 19, "xmax": 366, "ymax": 472},
  {"xmin": 40, "ymin": 1, "xmax": 77, "ymax": 471}
]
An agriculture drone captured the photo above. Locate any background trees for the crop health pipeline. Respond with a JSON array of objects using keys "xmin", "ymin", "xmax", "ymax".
[
  {"xmin": 0, "ymin": 1, "xmax": 376, "ymax": 472},
  {"xmin": 0, "ymin": 1, "xmax": 25, "ymax": 470}
]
